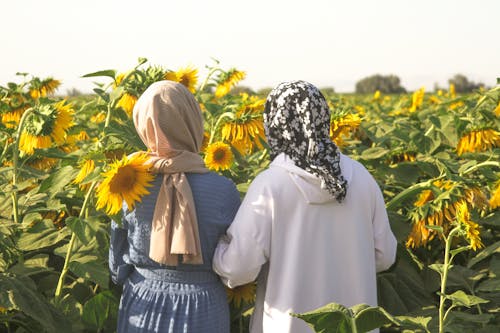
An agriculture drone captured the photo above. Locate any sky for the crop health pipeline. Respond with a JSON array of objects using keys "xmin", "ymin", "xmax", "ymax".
[{"xmin": 1, "ymin": 0, "xmax": 499, "ymax": 94}]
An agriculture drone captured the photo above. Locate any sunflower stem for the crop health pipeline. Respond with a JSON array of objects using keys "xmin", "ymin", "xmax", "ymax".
[
  {"xmin": 11, "ymin": 107, "xmax": 34, "ymax": 223},
  {"xmin": 197, "ymin": 67, "xmax": 222, "ymax": 98},
  {"xmin": 460, "ymin": 161, "xmax": 500, "ymax": 176},
  {"xmin": 54, "ymin": 181, "xmax": 97, "ymax": 302},
  {"xmin": 438, "ymin": 226, "xmax": 460, "ymax": 333},
  {"xmin": 385, "ymin": 177, "xmax": 442, "ymax": 211}
]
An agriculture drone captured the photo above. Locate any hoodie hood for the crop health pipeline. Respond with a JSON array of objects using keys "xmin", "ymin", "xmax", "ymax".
[{"xmin": 270, "ymin": 153, "xmax": 352, "ymax": 204}]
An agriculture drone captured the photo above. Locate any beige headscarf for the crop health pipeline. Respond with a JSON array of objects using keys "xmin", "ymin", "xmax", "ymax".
[{"xmin": 132, "ymin": 80, "xmax": 208, "ymax": 266}]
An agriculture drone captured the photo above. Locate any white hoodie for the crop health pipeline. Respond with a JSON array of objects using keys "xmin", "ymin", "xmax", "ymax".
[{"xmin": 213, "ymin": 153, "xmax": 397, "ymax": 333}]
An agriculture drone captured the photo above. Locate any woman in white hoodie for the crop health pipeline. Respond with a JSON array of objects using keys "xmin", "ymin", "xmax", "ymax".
[{"xmin": 213, "ymin": 80, "xmax": 397, "ymax": 333}]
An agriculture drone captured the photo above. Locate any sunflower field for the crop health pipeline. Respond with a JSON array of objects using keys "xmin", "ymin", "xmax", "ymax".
[{"xmin": 0, "ymin": 58, "xmax": 499, "ymax": 333}]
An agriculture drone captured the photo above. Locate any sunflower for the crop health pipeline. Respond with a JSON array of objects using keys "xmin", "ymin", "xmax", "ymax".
[
  {"xmin": 456, "ymin": 128, "xmax": 500, "ymax": 155},
  {"xmin": 1, "ymin": 105, "xmax": 29, "ymax": 128},
  {"xmin": 222, "ymin": 119, "xmax": 266, "ymax": 155},
  {"xmin": 455, "ymin": 201, "xmax": 483, "ymax": 250},
  {"xmin": 29, "ymin": 78, "xmax": 60, "ymax": 99},
  {"xmin": 406, "ymin": 180, "xmax": 488, "ymax": 248},
  {"xmin": 96, "ymin": 153, "xmax": 154, "ymax": 215},
  {"xmin": 74, "ymin": 159, "xmax": 96, "ymax": 189},
  {"xmin": 28, "ymin": 157, "xmax": 58, "ymax": 170},
  {"xmin": 388, "ymin": 151, "xmax": 416, "ymax": 165},
  {"xmin": 204, "ymin": 142, "xmax": 233, "ymax": 171},
  {"xmin": 226, "ymin": 283, "xmax": 256, "ymax": 308},
  {"xmin": 329, "ymin": 113, "xmax": 361, "ymax": 147},
  {"xmin": 164, "ymin": 67, "xmax": 198, "ymax": 93},
  {"xmin": 221, "ymin": 95, "xmax": 266, "ymax": 155},
  {"xmin": 489, "ymin": 180, "xmax": 500, "ymax": 209},
  {"xmin": 409, "ymin": 87, "xmax": 425, "ymax": 112},
  {"xmin": 116, "ymin": 92, "xmax": 138, "ymax": 116},
  {"xmin": 91, "ymin": 112, "xmax": 106, "ymax": 123},
  {"xmin": 494, "ymin": 101, "xmax": 500, "ymax": 116},
  {"xmin": 19, "ymin": 101, "xmax": 73, "ymax": 155},
  {"xmin": 61, "ymin": 130, "xmax": 91, "ymax": 153},
  {"xmin": 449, "ymin": 83, "xmax": 456, "ymax": 98},
  {"xmin": 215, "ymin": 69, "xmax": 246, "ymax": 98}
]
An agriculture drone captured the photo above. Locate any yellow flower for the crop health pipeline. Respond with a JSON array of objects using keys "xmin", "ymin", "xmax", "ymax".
[
  {"xmin": 114, "ymin": 72, "xmax": 127, "ymax": 87},
  {"xmin": 429, "ymin": 96, "xmax": 441, "ymax": 104},
  {"xmin": 215, "ymin": 69, "xmax": 246, "ymax": 98},
  {"xmin": 329, "ymin": 113, "xmax": 361, "ymax": 147},
  {"xmin": 389, "ymin": 151, "xmax": 416, "ymax": 165},
  {"xmin": 204, "ymin": 142, "xmax": 233, "ymax": 171},
  {"xmin": 226, "ymin": 283, "xmax": 256, "ymax": 307},
  {"xmin": 406, "ymin": 180, "xmax": 487, "ymax": 248},
  {"xmin": 19, "ymin": 101, "xmax": 73, "ymax": 155},
  {"xmin": 449, "ymin": 83, "xmax": 456, "ymax": 98},
  {"xmin": 455, "ymin": 201, "xmax": 483, "ymax": 250},
  {"xmin": 74, "ymin": 159, "xmax": 96, "ymax": 189},
  {"xmin": 164, "ymin": 66, "xmax": 198, "ymax": 93},
  {"xmin": 91, "ymin": 112, "xmax": 106, "ymax": 123},
  {"xmin": 96, "ymin": 153, "xmax": 154, "ymax": 215},
  {"xmin": 409, "ymin": 87, "xmax": 425, "ymax": 112},
  {"xmin": 490, "ymin": 180, "xmax": 500, "ymax": 209},
  {"xmin": 117, "ymin": 93, "xmax": 138, "ymax": 116},
  {"xmin": 1, "ymin": 105, "xmax": 29, "ymax": 128},
  {"xmin": 494, "ymin": 101, "xmax": 500, "ymax": 116},
  {"xmin": 28, "ymin": 157, "xmax": 58, "ymax": 170},
  {"xmin": 456, "ymin": 128, "xmax": 500, "ymax": 155},
  {"xmin": 222, "ymin": 119, "xmax": 266, "ymax": 155},
  {"xmin": 29, "ymin": 78, "xmax": 60, "ymax": 99},
  {"xmin": 449, "ymin": 101, "xmax": 464, "ymax": 110},
  {"xmin": 373, "ymin": 90, "xmax": 381, "ymax": 101}
]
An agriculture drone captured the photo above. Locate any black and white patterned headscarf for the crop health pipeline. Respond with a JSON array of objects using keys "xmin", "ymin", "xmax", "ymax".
[{"xmin": 264, "ymin": 80, "xmax": 347, "ymax": 202}]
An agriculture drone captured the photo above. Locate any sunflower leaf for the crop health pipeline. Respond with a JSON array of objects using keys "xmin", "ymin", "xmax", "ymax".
[{"xmin": 82, "ymin": 70, "xmax": 117, "ymax": 79}]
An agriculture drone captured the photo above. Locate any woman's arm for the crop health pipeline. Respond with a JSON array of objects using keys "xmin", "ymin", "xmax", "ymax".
[
  {"xmin": 109, "ymin": 219, "xmax": 133, "ymax": 285},
  {"xmin": 213, "ymin": 175, "xmax": 273, "ymax": 288}
]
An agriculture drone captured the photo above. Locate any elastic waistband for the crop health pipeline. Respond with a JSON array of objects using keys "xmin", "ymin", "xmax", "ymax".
[{"xmin": 134, "ymin": 267, "xmax": 219, "ymax": 284}]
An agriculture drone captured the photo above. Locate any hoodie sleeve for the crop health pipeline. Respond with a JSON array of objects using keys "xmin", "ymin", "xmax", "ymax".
[
  {"xmin": 213, "ymin": 174, "xmax": 272, "ymax": 288},
  {"xmin": 371, "ymin": 179, "xmax": 397, "ymax": 272}
]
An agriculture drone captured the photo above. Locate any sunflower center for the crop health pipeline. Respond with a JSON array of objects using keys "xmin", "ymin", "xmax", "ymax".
[
  {"xmin": 179, "ymin": 74, "xmax": 190, "ymax": 87},
  {"xmin": 109, "ymin": 165, "xmax": 137, "ymax": 193},
  {"xmin": 213, "ymin": 148, "xmax": 227, "ymax": 162}
]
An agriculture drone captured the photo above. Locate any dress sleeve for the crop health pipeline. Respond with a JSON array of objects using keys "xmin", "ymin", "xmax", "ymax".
[
  {"xmin": 109, "ymin": 217, "xmax": 133, "ymax": 285},
  {"xmin": 213, "ymin": 175, "xmax": 272, "ymax": 288},
  {"xmin": 371, "ymin": 181, "xmax": 398, "ymax": 272}
]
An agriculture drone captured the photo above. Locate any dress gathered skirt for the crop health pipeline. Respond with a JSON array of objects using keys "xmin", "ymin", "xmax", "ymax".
[{"xmin": 110, "ymin": 173, "xmax": 240, "ymax": 333}]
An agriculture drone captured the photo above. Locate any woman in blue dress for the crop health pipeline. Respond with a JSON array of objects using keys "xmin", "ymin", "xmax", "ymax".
[{"xmin": 109, "ymin": 80, "xmax": 240, "ymax": 333}]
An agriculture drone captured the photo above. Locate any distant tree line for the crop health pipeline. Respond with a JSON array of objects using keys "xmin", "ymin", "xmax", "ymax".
[{"xmin": 354, "ymin": 73, "xmax": 486, "ymax": 94}]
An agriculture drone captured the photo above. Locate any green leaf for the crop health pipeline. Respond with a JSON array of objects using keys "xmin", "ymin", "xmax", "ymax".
[
  {"xmin": 476, "ymin": 278, "xmax": 500, "ymax": 292},
  {"xmin": 351, "ymin": 304, "xmax": 396, "ymax": 332},
  {"xmin": 0, "ymin": 273, "xmax": 71, "ymax": 332},
  {"xmin": 38, "ymin": 165, "xmax": 76, "ymax": 198},
  {"xmin": 66, "ymin": 216, "xmax": 95, "ymax": 244},
  {"xmin": 17, "ymin": 221, "xmax": 70, "ymax": 251},
  {"xmin": 447, "ymin": 290, "xmax": 489, "ymax": 307},
  {"xmin": 467, "ymin": 240, "xmax": 500, "ymax": 268},
  {"xmin": 425, "ymin": 225, "xmax": 444, "ymax": 233},
  {"xmin": 394, "ymin": 315, "xmax": 432, "ymax": 331},
  {"xmin": 82, "ymin": 290, "xmax": 118, "ymax": 329},
  {"xmin": 68, "ymin": 260, "xmax": 109, "ymax": 287},
  {"xmin": 360, "ymin": 146, "xmax": 390, "ymax": 160},
  {"xmin": 428, "ymin": 263, "xmax": 447, "ymax": 276},
  {"xmin": 450, "ymin": 246, "xmax": 471, "ymax": 258},
  {"xmin": 291, "ymin": 303, "xmax": 352, "ymax": 333},
  {"xmin": 82, "ymin": 69, "xmax": 117, "ymax": 79},
  {"xmin": 93, "ymin": 88, "xmax": 110, "ymax": 103}
]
